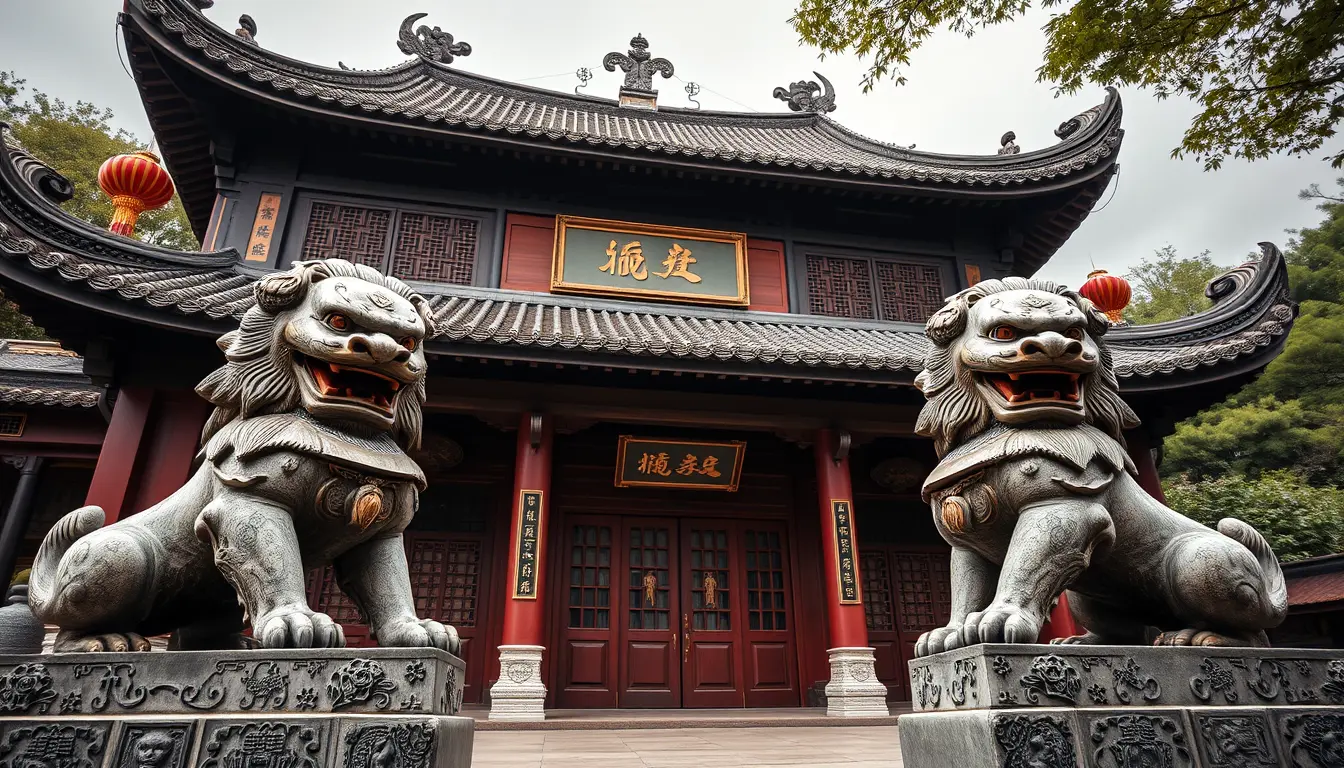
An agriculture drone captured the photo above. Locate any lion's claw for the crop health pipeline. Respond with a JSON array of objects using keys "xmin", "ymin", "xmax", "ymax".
[
  {"xmin": 962, "ymin": 604, "xmax": 1043, "ymax": 647},
  {"xmin": 377, "ymin": 617, "xmax": 461, "ymax": 654},
  {"xmin": 254, "ymin": 606, "xmax": 344, "ymax": 648},
  {"xmin": 53, "ymin": 630, "xmax": 151, "ymax": 653},
  {"xmin": 915, "ymin": 625, "xmax": 962, "ymax": 657}
]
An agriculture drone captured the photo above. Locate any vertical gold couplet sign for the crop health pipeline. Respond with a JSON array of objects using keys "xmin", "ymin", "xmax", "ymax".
[
  {"xmin": 512, "ymin": 490, "xmax": 543, "ymax": 600},
  {"xmin": 244, "ymin": 192, "xmax": 282, "ymax": 262},
  {"xmin": 832, "ymin": 499, "xmax": 861, "ymax": 605}
]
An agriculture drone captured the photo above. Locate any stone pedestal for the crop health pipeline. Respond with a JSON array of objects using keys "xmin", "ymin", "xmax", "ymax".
[
  {"xmin": 488, "ymin": 645, "xmax": 546, "ymax": 722},
  {"xmin": 899, "ymin": 643, "xmax": 1344, "ymax": 768},
  {"xmin": 824, "ymin": 646, "xmax": 888, "ymax": 718},
  {"xmin": 0, "ymin": 647, "xmax": 472, "ymax": 767}
]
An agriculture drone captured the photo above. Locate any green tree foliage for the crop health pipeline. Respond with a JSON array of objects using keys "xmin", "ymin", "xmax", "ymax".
[
  {"xmin": 1164, "ymin": 471, "xmax": 1344, "ymax": 563},
  {"xmin": 1123, "ymin": 246, "xmax": 1227, "ymax": 325},
  {"xmin": 1160, "ymin": 181, "xmax": 1344, "ymax": 490},
  {"xmin": 0, "ymin": 72, "xmax": 197, "ymax": 250},
  {"xmin": 790, "ymin": 0, "xmax": 1344, "ymax": 168}
]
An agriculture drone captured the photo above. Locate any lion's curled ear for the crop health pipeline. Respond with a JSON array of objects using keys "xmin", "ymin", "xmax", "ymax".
[
  {"xmin": 409, "ymin": 294, "xmax": 438, "ymax": 339},
  {"xmin": 254, "ymin": 261, "xmax": 332, "ymax": 315},
  {"xmin": 925, "ymin": 294, "xmax": 970, "ymax": 347},
  {"xmin": 1069, "ymin": 292, "xmax": 1112, "ymax": 337}
]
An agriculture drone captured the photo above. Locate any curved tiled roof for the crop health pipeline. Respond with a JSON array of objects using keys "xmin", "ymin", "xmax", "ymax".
[
  {"xmin": 0, "ymin": 130, "xmax": 1294, "ymax": 392},
  {"xmin": 0, "ymin": 341, "xmax": 102, "ymax": 408}
]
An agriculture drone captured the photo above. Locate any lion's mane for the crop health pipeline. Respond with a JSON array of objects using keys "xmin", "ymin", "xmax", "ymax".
[
  {"xmin": 913, "ymin": 276, "xmax": 1140, "ymax": 456},
  {"xmin": 195, "ymin": 259, "xmax": 435, "ymax": 451}
]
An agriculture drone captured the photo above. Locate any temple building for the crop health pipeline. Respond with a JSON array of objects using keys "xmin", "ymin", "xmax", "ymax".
[{"xmin": 0, "ymin": 0, "xmax": 1296, "ymax": 718}]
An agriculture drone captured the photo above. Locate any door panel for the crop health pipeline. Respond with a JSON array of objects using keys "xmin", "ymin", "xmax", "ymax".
[
  {"xmin": 306, "ymin": 566, "xmax": 373, "ymax": 647},
  {"xmin": 682, "ymin": 524, "xmax": 743, "ymax": 707},
  {"xmin": 556, "ymin": 520, "xmax": 617, "ymax": 708},
  {"xmin": 619, "ymin": 521, "xmax": 680, "ymax": 707},
  {"xmin": 741, "ymin": 525, "xmax": 797, "ymax": 707},
  {"xmin": 860, "ymin": 548, "xmax": 904, "ymax": 700},
  {"xmin": 404, "ymin": 534, "xmax": 489, "ymax": 703}
]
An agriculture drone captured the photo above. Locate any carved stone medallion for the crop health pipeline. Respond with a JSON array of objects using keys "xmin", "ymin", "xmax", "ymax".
[
  {"xmin": 993, "ymin": 714, "xmax": 1077, "ymax": 768},
  {"xmin": 1020, "ymin": 654, "xmax": 1080, "ymax": 704},
  {"xmin": 199, "ymin": 722, "xmax": 321, "ymax": 768},
  {"xmin": 1088, "ymin": 714, "xmax": 1191, "ymax": 768},
  {"xmin": 341, "ymin": 722, "xmax": 435, "ymax": 768},
  {"xmin": 912, "ymin": 665, "xmax": 941, "ymax": 708},
  {"xmin": 0, "ymin": 663, "xmax": 57, "ymax": 714},
  {"xmin": 1193, "ymin": 714, "xmax": 1279, "ymax": 767},
  {"xmin": 327, "ymin": 659, "xmax": 398, "ymax": 711},
  {"xmin": 0, "ymin": 722, "xmax": 108, "ymax": 768},
  {"xmin": 114, "ymin": 723, "xmax": 193, "ymax": 768}
]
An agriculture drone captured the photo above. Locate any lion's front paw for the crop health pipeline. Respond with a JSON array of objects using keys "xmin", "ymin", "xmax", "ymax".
[
  {"xmin": 915, "ymin": 625, "xmax": 964, "ymax": 657},
  {"xmin": 254, "ymin": 605, "xmax": 345, "ymax": 649},
  {"xmin": 961, "ymin": 603, "xmax": 1043, "ymax": 646},
  {"xmin": 376, "ymin": 617, "xmax": 461, "ymax": 654}
]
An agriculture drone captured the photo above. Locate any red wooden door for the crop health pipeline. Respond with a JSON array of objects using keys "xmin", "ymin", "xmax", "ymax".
[
  {"xmin": 859, "ymin": 548, "xmax": 904, "ymax": 700},
  {"xmin": 405, "ymin": 533, "xmax": 490, "ymax": 703},
  {"xmin": 740, "ymin": 524, "xmax": 798, "ymax": 707},
  {"xmin": 681, "ymin": 523, "xmax": 742, "ymax": 708},
  {"xmin": 860, "ymin": 547, "xmax": 952, "ymax": 701},
  {"xmin": 620, "ymin": 520, "xmax": 681, "ymax": 707},
  {"xmin": 556, "ymin": 518, "xmax": 618, "ymax": 708}
]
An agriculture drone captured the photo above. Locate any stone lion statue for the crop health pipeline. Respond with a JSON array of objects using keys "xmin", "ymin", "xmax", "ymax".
[
  {"xmin": 28, "ymin": 259, "xmax": 459, "ymax": 654},
  {"xmin": 912, "ymin": 277, "xmax": 1286, "ymax": 656}
]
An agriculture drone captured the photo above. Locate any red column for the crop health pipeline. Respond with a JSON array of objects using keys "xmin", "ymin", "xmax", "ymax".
[
  {"xmin": 813, "ymin": 428, "xmax": 870, "ymax": 649},
  {"xmin": 500, "ymin": 413, "xmax": 554, "ymax": 646},
  {"xmin": 84, "ymin": 388, "xmax": 211, "ymax": 522}
]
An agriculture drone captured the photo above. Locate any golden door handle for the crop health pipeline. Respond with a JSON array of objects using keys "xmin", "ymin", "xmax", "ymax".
[
  {"xmin": 671, "ymin": 632, "xmax": 677, "ymax": 651},
  {"xmin": 682, "ymin": 612, "xmax": 690, "ymax": 662}
]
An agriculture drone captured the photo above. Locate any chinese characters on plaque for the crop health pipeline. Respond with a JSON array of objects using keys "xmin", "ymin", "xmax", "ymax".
[
  {"xmin": 244, "ymin": 192, "xmax": 282, "ymax": 263},
  {"xmin": 614, "ymin": 437, "xmax": 746, "ymax": 492},
  {"xmin": 551, "ymin": 215, "xmax": 749, "ymax": 306},
  {"xmin": 832, "ymin": 500, "xmax": 860, "ymax": 604},
  {"xmin": 512, "ymin": 490, "xmax": 544, "ymax": 600}
]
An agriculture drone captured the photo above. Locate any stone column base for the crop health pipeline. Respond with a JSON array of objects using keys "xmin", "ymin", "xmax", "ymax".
[
  {"xmin": 824, "ymin": 646, "xmax": 889, "ymax": 717},
  {"xmin": 488, "ymin": 644, "xmax": 547, "ymax": 721}
]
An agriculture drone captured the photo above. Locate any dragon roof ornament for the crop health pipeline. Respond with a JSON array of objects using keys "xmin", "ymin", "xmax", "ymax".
[
  {"xmin": 604, "ymin": 33, "xmax": 674, "ymax": 108},
  {"xmin": 772, "ymin": 72, "xmax": 837, "ymax": 114},
  {"xmin": 397, "ymin": 13, "xmax": 472, "ymax": 64}
]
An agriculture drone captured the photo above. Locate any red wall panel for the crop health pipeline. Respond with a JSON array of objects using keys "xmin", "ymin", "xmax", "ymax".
[{"xmin": 745, "ymin": 239, "xmax": 789, "ymax": 313}]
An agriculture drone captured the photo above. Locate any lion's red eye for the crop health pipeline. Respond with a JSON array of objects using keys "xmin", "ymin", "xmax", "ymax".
[
  {"xmin": 991, "ymin": 326, "xmax": 1018, "ymax": 341},
  {"xmin": 326, "ymin": 313, "xmax": 350, "ymax": 331},
  {"xmin": 1064, "ymin": 327, "xmax": 1084, "ymax": 340},
  {"xmin": 401, "ymin": 336, "xmax": 417, "ymax": 351}
]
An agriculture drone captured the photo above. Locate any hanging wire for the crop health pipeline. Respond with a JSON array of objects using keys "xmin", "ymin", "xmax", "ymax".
[
  {"xmin": 515, "ymin": 71, "xmax": 580, "ymax": 83},
  {"xmin": 1091, "ymin": 168, "xmax": 1122, "ymax": 214},
  {"xmin": 114, "ymin": 16, "xmax": 135, "ymax": 81},
  {"xmin": 672, "ymin": 75, "xmax": 756, "ymax": 112}
]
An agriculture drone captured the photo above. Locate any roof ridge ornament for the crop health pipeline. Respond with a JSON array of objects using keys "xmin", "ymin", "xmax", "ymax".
[
  {"xmin": 604, "ymin": 34, "xmax": 674, "ymax": 110},
  {"xmin": 1055, "ymin": 100, "xmax": 1107, "ymax": 140},
  {"xmin": 235, "ymin": 14, "xmax": 257, "ymax": 45},
  {"xmin": 772, "ymin": 72, "xmax": 836, "ymax": 114},
  {"xmin": 998, "ymin": 131, "xmax": 1020, "ymax": 155},
  {"xmin": 398, "ymin": 13, "xmax": 472, "ymax": 64}
]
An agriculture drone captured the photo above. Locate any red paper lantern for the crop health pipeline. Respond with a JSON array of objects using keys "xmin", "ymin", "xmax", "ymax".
[
  {"xmin": 97, "ymin": 150, "xmax": 175, "ymax": 237},
  {"xmin": 1079, "ymin": 268, "xmax": 1131, "ymax": 323}
]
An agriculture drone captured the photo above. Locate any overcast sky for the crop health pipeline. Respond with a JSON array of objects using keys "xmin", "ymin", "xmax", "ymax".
[{"xmin": 2, "ymin": 1, "xmax": 1336, "ymax": 285}]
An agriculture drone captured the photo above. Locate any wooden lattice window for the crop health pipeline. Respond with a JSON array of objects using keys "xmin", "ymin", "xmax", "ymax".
[
  {"xmin": 627, "ymin": 526, "xmax": 672, "ymax": 630},
  {"xmin": 299, "ymin": 199, "xmax": 483, "ymax": 286},
  {"xmin": 308, "ymin": 566, "xmax": 364, "ymax": 626},
  {"xmin": 804, "ymin": 252, "xmax": 946, "ymax": 322},
  {"xmin": 689, "ymin": 528, "xmax": 731, "ymax": 631},
  {"xmin": 745, "ymin": 529, "xmax": 788, "ymax": 631},
  {"xmin": 893, "ymin": 554, "xmax": 939, "ymax": 632},
  {"xmin": 569, "ymin": 525, "xmax": 612, "ymax": 629},
  {"xmin": 860, "ymin": 549, "xmax": 895, "ymax": 632},
  {"xmin": 408, "ymin": 538, "xmax": 481, "ymax": 628}
]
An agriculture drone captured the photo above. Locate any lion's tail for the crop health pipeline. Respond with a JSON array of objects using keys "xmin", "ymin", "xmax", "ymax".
[
  {"xmin": 27, "ymin": 506, "xmax": 105, "ymax": 619},
  {"xmin": 1218, "ymin": 517, "xmax": 1288, "ymax": 624}
]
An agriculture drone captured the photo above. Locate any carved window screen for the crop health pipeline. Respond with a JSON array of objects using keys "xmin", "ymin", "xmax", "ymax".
[
  {"xmin": 308, "ymin": 566, "xmax": 365, "ymax": 626},
  {"xmin": 804, "ymin": 252, "xmax": 946, "ymax": 322},
  {"xmin": 689, "ymin": 528, "xmax": 731, "ymax": 631},
  {"xmin": 299, "ymin": 200, "xmax": 482, "ymax": 286},
  {"xmin": 860, "ymin": 549, "xmax": 896, "ymax": 633},
  {"xmin": 745, "ymin": 529, "xmax": 787, "ymax": 632},
  {"xmin": 569, "ymin": 525, "xmax": 612, "ymax": 629},
  {"xmin": 408, "ymin": 538, "xmax": 481, "ymax": 629}
]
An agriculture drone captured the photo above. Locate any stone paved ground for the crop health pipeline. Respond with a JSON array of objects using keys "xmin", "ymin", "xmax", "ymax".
[{"xmin": 472, "ymin": 725, "xmax": 902, "ymax": 767}]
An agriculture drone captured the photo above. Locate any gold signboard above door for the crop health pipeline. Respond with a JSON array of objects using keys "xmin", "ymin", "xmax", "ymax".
[
  {"xmin": 551, "ymin": 216, "xmax": 750, "ymax": 306},
  {"xmin": 614, "ymin": 436, "xmax": 746, "ymax": 491}
]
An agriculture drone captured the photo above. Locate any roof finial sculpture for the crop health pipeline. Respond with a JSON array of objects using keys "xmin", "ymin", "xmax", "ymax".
[
  {"xmin": 772, "ymin": 72, "xmax": 837, "ymax": 114},
  {"xmin": 604, "ymin": 34, "xmax": 674, "ymax": 110},
  {"xmin": 398, "ymin": 13, "xmax": 472, "ymax": 64},
  {"xmin": 685, "ymin": 82, "xmax": 701, "ymax": 110},
  {"xmin": 998, "ymin": 131, "xmax": 1020, "ymax": 155},
  {"xmin": 235, "ymin": 15, "xmax": 257, "ymax": 44},
  {"xmin": 575, "ymin": 67, "xmax": 593, "ymax": 96}
]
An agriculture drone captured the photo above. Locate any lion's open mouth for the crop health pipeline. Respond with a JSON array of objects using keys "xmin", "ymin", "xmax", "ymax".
[
  {"xmin": 980, "ymin": 371, "xmax": 1081, "ymax": 406},
  {"xmin": 299, "ymin": 356, "xmax": 401, "ymax": 413}
]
